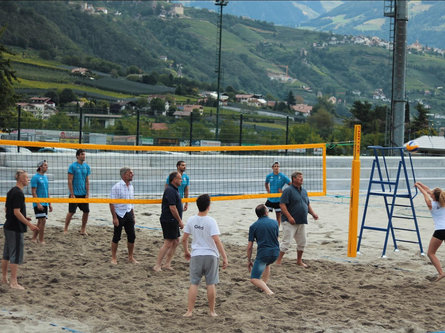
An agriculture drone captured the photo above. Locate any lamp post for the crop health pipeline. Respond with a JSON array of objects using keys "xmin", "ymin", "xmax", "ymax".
[{"xmin": 215, "ymin": 0, "xmax": 228, "ymax": 141}]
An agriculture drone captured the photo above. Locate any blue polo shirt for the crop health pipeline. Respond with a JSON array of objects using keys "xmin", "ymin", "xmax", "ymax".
[
  {"xmin": 265, "ymin": 172, "xmax": 290, "ymax": 203},
  {"xmin": 280, "ymin": 185, "xmax": 309, "ymax": 224},
  {"xmin": 68, "ymin": 161, "xmax": 90, "ymax": 196},
  {"xmin": 166, "ymin": 173, "xmax": 189, "ymax": 198},
  {"xmin": 248, "ymin": 216, "xmax": 280, "ymax": 258},
  {"xmin": 31, "ymin": 173, "xmax": 49, "ymax": 207}
]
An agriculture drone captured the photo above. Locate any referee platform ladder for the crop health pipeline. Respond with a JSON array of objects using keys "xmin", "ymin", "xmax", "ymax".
[{"xmin": 357, "ymin": 146, "xmax": 424, "ymax": 258}]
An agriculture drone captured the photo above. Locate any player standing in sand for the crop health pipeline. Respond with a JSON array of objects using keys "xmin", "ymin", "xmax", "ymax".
[
  {"xmin": 154, "ymin": 172, "xmax": 184, "ymax": 272},
  {"xmin": 166, "ymin": 160, "xmax": 189, "ymax": 211},
  {"xmin": 415, "ymin": 182, "xmax": 445, "ymax": 282},
  {"xmin": 64, "ymin": 149, "xmax": 90, "ymax": 235},
  {"xmin": 265, "ymin": 161, "xmax": 291, "ymax": 226},
  {"xmin": 276, "ymin": 171, "xmax": 318, "ymax": 267},
  {"xmin": 109, "ymin": 167, "xmax": 138, "ymax": 265},
  {"xmin": 182, "ymin": 194, "xmax": 228, "ymax": 317},
  {"xmin": 31, "ymin": 160, "xmax": 52, "ymax": 244},
  {"xmin": 247, "ymin": 204, "xmax": 280, "ymax": 295},
  {"xmin": 2, "ymin": 170, "xmax": 39, "ymax": 290}
]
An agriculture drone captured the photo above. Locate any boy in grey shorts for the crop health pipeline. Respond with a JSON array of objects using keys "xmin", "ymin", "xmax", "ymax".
[{"xmin": 181, "ymin": 194, "xmax": 228, "ymax": 317}]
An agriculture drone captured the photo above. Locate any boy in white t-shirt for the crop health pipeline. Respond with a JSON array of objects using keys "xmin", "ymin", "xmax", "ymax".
[{"xmin": 181, "ymin": 194, "xmax": 228, "ymax": 317}]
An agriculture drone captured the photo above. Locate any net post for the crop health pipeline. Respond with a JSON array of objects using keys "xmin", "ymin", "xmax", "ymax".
[
  {"xmin": 78, "ymin": 102, "xmax": 83, "ymax": 144},
  {"xmin": 136, "ymin": 108, "xmax": 140, "ymax": 146},
  {"xmin": 348, "ymin": 124, "xmax": 361, "ymax": 257},
  {"xmin": 17, "ymin": 105, "xmax": 21, "ymax": 152}
]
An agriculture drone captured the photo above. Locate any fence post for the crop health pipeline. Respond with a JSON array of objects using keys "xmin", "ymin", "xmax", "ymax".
[
  {"xmin": 17, "ymin": 105, "xmax": 21, "ymax": 152},
  {"xmin": 189, "ymin": 110, "xmax": 193, "ymax": 149},
  {"xmin": 78, "ymin": 102, "xmax": 82, "ymax": 144},
  {"xmin": 239, "ymin": 114, "xmax": 243, "ymax": 146},
  {"xmin": 286, "ymin": 116, "xmax": 289, "ymax": 145},
  {"xmin": 136, "ymin": 108, "xmax": 140, "ymax": 146}
]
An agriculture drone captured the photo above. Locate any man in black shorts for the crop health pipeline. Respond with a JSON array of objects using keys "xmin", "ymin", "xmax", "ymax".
[
  {"xmin": 64, "ymin": 149, "xmax": 91, "ymax": 235},
  {"xmin": 2, "ymin": 170, "xmax": 39, "ymax": 290},
  {"xmin": 153, "ymin": 172, "xmax": 184, "ymax": 272}
]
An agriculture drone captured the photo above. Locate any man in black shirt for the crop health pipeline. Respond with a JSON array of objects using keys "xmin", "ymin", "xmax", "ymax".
[
  {"xmin": 2, "ymin": 170, "xmax": 39, "ymax": 290},
  {"xmin": 153, "ymin": 172, "xmax": 184, "ymax": 272}
]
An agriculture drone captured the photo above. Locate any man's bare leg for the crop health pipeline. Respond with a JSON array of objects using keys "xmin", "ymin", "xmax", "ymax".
[
  {"xmin": 183, "ymin": 284, "xmax": 198, "ymax": 317},
  {"xmin": 64, "ymin": 212, "xmax": 74, "ymax": 233},
  {"xmin": 250, "ymin": 278, "xmax": 274, "ymax": 295},
  {"xmin": 262, "ymin": 265, "xmax": 271, "ymax": 283},
  {"xmin": 2, "ymin": 259, "xmax": 9, "ymax": 284},
  {"xmin": 276, "ymin": 212, "xmax": 281, "ymax": 227},
  {"xmin": 127, "ymin": 242, "xmax": 139, "ymax": 264},
  {"xmin": 163, "ymin": 238, "xmax": 179, "ymax": 270},
  {"xmin": 297, "ymin": 250, "xmax": 308, "ymax": 268},
  {"xmin": 37, "ymin": 218, "xmax": 46, "ymax": 244},
  {"xmin": 275, "ymin": 251, "xmax": 285, "ymax": 265},
  {"xmin": 80, "ymin": 212, "xmax": 89, "ymax": 235},
  {"xmin": 153, "ymin": 239, "xmax": 173, "ymax": 271},
  {"xmin": 207, "ymin": 284, "xmax": 218, "ymax": 317},
  {"xmin": 9, "ymin": 264, "xmax": 24, "ymax": 290},
  {"xmin": 111, "ymin": 242, "xmax": 118, "ymax": 264}
]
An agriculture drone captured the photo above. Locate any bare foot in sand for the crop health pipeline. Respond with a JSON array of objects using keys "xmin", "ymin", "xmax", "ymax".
[
  {"xmin": 153, "ymin": 265, "xmax": 162, "ymax": 272},
  {"xmin": 128, "ymin": 258, "xmax": 139, "ymax": 264},
  {"xmin": 2, "ymin": 278, "xmax": 9, "ymax": 284},
  {"xmin": 111, "ymin": 259, "xmax": 118, "ymax": 265},
  {"xmin": 162, "ymin": 265, "xmax": 174, "ymax": 271},
  {"xmin": 297, "ymin": 261, "xmax": 308, "ymax": 268},
  {"xmin": 209, "ymin": 312, "xmax": 218, "ymax": 317},
  {"xmin": 31, "ymin": 238, "xmax": 38, "ymax": 243},
  {"xmin": 40, "ymin": 241, "xmax": 46, "ymax": 245},
  {"xmin": 80, "ymin": 231, "xmax": 88, "ymax": 236},
  {"xmin": 434, "ymin": 274, "xmax": 445, "ymax": 282},
  {"xmin": 10, "ymin": 283, "xmax": 25, "ymax": 290},
  {"xmin": 183, "ymin": 311, "xmax": 193, "ymax": 317}
]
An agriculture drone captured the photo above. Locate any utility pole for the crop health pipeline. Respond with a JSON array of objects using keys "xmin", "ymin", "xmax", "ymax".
[{"xmin": 214, "ymin": 0, "xmax": 228, "ymax": 140}]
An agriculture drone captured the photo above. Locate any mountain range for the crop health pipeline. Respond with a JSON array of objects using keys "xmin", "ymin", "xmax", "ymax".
[{"xmin": 182, "ymin": 1, "xmax": 445, "ymax": 49}]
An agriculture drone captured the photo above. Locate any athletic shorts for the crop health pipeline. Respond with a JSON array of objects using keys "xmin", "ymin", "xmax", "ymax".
[
  {"xmin": 189, "ymin": 255, "xmax": 219, "ymax": 285},
  {"xmin": 68, "ymin": 195, "xmax": 90, "ymax": 214},
  {"xmin": 3, "ymin": 229, "xmax": 24, "ymax": 265},
  {"xmin": 112, "ymin": 212, "xmax": 136, "ymax": 243},
  {"xmin": 34, "ymin": 205, "xmax": 48, "ymax": 219},
  {"xmin": 251, "ymin": 254, "xmax": 279, "ymax": 279},
  {"xmin": 160, "ymin": 218, "xmax": 180, "ymax": 240},
  {"xmin": 433, "ymin": 229, "xmax": 445, "ymax": 241},
  {"xmin": 265, "ymin": 200, "xmax": 281, "ymax": 212}
]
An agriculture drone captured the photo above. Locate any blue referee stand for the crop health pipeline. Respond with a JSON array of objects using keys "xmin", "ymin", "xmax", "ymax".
[{"xmin": 357, "ymin": 146, "xmax": 424, "ymax": 258}]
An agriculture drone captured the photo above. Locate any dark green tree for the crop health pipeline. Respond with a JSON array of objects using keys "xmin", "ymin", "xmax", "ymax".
[
  {"xmin": 150, "ymin": 98, "xmax": 165, "ymax": 113},
  {"xmin": 286, "ymin": 90, "xmax": 296, "ymax": 106},
  {"xmin": 59, "ymin": 88, "xmax": 77, "ymax": 105},
  {"xmin": 411, "ymin": 103, "xmax": 437, "ymax": 137},
  {"xmin": 0, "ymin": 27, "xmax": 18, "ymax": 130}
]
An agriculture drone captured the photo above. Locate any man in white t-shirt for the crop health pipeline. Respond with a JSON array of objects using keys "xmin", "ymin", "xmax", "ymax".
[{"xmin": 181, "ymin": 194, "xmax": 228, "ymax": 317}]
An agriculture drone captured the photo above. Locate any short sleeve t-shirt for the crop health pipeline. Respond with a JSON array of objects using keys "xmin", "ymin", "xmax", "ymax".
[
  {"xmin": 431, "ymin": 201, "xmax": 445, "ymax": 230},
  {"xmin": 68, "ymin": 162, "xmax": 91, "ymax": 196},
  {"xmin": 184, "ymin": 215, "xmax": 221, "ymax": 257},
  {"xmin": 265, "ymin": 172, "xmax": 291, "ymax": 203},
  {"xmin": 4, "ymin": 186, "xmax": 27, "ymax": 233},
  {"xmin": 280, "ymin": 185, "xmax": 309, "ymax": 224},
  {"xmin": 248, "ymin": 216, "xmax": 280, "ymax": 258},
  {"xmin": 166, "ymin": 173, "xmax": 189, "ymax": 198},
  {"xmin": 160, "ymin": 184, "xmax": 183, "ymax": 222},
  {"xmin": 31, "ymin": 173, "xmax": 49, "ymax": 207}
]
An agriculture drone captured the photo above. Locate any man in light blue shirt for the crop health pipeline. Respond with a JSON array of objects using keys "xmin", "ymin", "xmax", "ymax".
[
  {"xmin": 31, "ymin": 160, "xmax": 52, "ymax": 244},
  {"xmin": 64, "ymin": 149, "xmax": 91, "ymax": 235},
  {"xmin": 166, "ymin": 160, "xmax": 190, "ymax": 211},
  {"xmin": 265, "ymin": 161, "xmax": 290, "ymax": 226}
]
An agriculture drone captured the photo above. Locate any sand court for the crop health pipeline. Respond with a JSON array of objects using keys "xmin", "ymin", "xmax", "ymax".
[{"xmin": 1, "ymin": 195, "xmax": 444, "ymax": 332}]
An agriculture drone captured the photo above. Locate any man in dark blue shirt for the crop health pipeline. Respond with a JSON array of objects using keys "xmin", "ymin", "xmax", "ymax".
[
  {"xmin": 153, "ymin": 171, "xmax": 184, "ymax": 272},
  {"xmin": 247, "ymin": 204, "xmax": 280, "ymax": 295}
]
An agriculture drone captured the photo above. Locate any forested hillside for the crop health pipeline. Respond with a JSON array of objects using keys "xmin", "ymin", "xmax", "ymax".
[{"xmin": 1, "ymin": 0, "xmax": 445, "ymax": 108}]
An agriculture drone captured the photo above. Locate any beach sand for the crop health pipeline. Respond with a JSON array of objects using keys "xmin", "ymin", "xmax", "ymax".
[{"xmin": 1, "ymin": 194, "xmax": 445, "ymax": 332}]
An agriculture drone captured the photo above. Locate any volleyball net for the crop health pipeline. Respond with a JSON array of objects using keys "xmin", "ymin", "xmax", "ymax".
[{"xmin": 0, "ymin": 139, "xmax": 326, "ymax": 204}]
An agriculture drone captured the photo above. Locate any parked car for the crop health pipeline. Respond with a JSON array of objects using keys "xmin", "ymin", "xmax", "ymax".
[
  {"xmin": 0, "ymin": 145, "xmax": 32, "ymax": 153},
  {"xmin": 37, "ymin": 147, "xmax": 76, "ymax": 153}
]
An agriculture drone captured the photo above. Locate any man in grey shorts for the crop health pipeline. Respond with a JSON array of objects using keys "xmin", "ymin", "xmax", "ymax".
[
  {"xmin": 181, "ymin": 194, "xmax": 228, "ymax": 317},
  {"xmin": 2, "ymin": 170, "xmax": 39, "ymax": 290}
]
